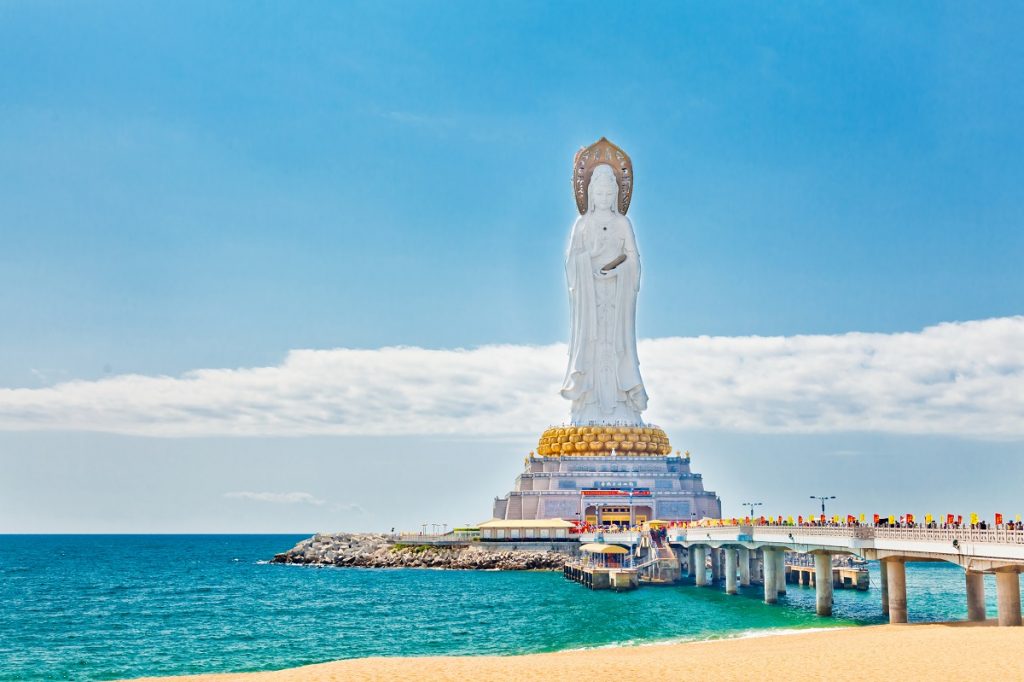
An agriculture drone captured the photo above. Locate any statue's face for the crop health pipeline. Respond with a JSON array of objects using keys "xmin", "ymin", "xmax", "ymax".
[{"xmin": 592, "ymin": 178, "xmax": 616, "ymax": 211}]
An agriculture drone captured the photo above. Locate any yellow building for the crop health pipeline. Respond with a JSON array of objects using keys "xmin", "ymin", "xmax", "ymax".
[{"xmin": 478, "ymin": 518, "xmax": 574, "ymax": 541}]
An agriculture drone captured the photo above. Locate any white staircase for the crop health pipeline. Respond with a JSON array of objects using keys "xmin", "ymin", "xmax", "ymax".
[{"xmin": 505, "ymin": 495, "xmax": 523, "ymax": 520}]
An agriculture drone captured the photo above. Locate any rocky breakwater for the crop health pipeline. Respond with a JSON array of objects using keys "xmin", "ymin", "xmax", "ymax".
[{"xmin": 271, "ymin": 533, "xmax": 568, "ymax": 570}]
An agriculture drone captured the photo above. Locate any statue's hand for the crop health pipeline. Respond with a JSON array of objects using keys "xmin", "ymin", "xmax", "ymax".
[{"xmin": 601, "ymin": 254, "xmax": 627, "ymax": 272}]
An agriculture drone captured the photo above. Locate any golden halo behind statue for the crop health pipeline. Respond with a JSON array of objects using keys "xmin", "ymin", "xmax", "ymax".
[{"xmin": 572, "ymin": 137, "xmax": 633, "ymax": 215}]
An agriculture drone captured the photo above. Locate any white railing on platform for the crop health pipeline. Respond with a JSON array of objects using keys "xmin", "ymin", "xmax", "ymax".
[{"xmin": 397, "ymin": 533, "xmax": 473, "ymax": 543}]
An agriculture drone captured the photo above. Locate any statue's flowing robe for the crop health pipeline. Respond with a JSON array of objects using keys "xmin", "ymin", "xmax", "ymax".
[{"xmin": 560, "ymin": 214, "xmax": 648, "ymax": 424}]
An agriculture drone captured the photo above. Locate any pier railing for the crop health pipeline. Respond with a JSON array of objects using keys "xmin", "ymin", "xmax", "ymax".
[
  {"xmin": 670, "ymin": 525, "xmax": 1024, "ymax": 545},
  {"xmin": 872, "ymin": 527, "xmax": 1024, "ymax": 545}
]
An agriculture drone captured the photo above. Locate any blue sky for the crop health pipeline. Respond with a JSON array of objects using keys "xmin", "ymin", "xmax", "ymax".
[{"xmin": 1, "ymin": 2, "xmax": 1022, "ymax": 532}]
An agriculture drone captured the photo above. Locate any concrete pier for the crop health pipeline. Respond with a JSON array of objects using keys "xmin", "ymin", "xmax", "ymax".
[
  {"xmin": 886, "ymin": 559, "xmax": 908, "ymax": 624},
  {"xmin": 880, "ymin": 560, "xmax": 889, "ymax": 615},
  {"xmin": 814, "ymin": 553, "xmax": 833, "ymax": 616},
  {"xmin": 739, "ymin": 547, "xmax": 751, "ymax": 586},
  {"xmin": 966, "ymin": 571, "xmax": 986, "ymax": 622},
  {"xmin": 995, "ymin": 570, "xmax": 1022, "ymax": 626},
  {"xmin": 763, "ymin": 548, "xmax": 779, "ymax": 604},
  {"xmin": 687, "ymin": 546, "xmax": 697, "ymax": 581},
  {"xmin": 711, "ymin": 548, "xmax": 722, "ymax": 583},
  {"xmin": 725, "ymin": 548, "xmax": 738, "ymax": 595},
  {"xmin": 694, "ymin": 546, "xmax": 708, "ymax": 586},
  {"xmin": 774, "ymin": 550, "xmax": 786, "ymax": 595}
]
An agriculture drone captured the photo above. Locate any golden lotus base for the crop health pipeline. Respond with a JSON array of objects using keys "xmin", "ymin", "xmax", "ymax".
[{"xmin": 536, "ymin": 425, "xmax": 672, "ymax": 457}]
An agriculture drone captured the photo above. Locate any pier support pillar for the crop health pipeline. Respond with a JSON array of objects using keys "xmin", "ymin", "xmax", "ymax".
[
  {"xmin": 739, "ymin": 548, "xmax": 751, "ymax": 586},
  {"xmin": 687, "ymin": 546, "xmax": 697, "ymax": 581},
  {"xmin": 754, "ymin": 551, "xmax": 764, "ymax": 584},
  {"xmin": 886, "ymin": 559, "xmax": 907, "ymax": 624},
  {"xmin": 775, "ymin": 550, "xmax": 787, "ymax": 595},
  {"xmin": 711, "ymin": 548, "xmax": 722, "ymax": 583},
  {"xmin": 763, "ymin": 549, "xmax": 779, "ymax": 604},
  {"xmin": 879, "ymin": 560, "xmax": 889, "ymax": 615},
  {"xmin": 995, "ymin": 570, "xmax": 1022, "ymax": 626},
  {"xmin": 694, "ymin": 546, "xmax": 708, "ymax": 587},
  {"xmin": 725, "ymin": 548, "xmax": 738, "ymax": 595},
  {"xmin": 814, "ymin": 553, "xmax": 833, "ymax": 617},
  {"xmin": 966, "ymin": 570, "xmax": 987, "ymax": 622}
]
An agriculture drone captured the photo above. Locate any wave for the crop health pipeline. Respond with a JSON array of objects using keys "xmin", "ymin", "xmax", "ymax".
[{"xmin": 559, "ymin": 625, "xmax": 851, "ymax": 653}]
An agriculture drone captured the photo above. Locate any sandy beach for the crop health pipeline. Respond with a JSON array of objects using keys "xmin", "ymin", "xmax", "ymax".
[{"xmin": 134, "ymin": 622, "xmax": 1024, "ymax": 682}]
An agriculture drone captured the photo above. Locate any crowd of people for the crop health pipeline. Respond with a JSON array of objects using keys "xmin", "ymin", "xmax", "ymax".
[{"xmin": 571, "ymin": 514, "xmax": 1024, "ymax": 534}]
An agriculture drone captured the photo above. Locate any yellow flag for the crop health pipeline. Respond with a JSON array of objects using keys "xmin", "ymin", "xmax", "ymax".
[
  {"xmin": 888, "ymin": 515, "xmax": 895, "ymax": 525},
  {"xmin": 859, "ymin": 513, "xmax": 866, "ymax": 523}
]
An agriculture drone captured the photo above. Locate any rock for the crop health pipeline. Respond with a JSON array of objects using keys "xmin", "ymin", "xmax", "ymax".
[{"xmin": 269, "ymin": 533, "xmax": 571, "ymax": 571}]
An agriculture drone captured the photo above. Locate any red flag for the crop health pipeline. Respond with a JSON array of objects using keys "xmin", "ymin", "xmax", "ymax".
[
  {"xmin": 798, "ymin": 515, "xmax": 804, "ymax": 524},
  {"xmin": 957, "ymin": 515, "xmax": 963, "ymax": 525},
  {"xmin": 996, "ymin": 513, "xmax": 1004, "ymax": 525},
  {"xmin": 873, "ymin": 514, "xmax": 880, "ymax": 524},
  {"xmin": 946, "ymin": 514, "xmax": 954, "ymax": 525},
  {"xmin": 820, "ymin": 514, "xmax": 826, "ymax": 523}
]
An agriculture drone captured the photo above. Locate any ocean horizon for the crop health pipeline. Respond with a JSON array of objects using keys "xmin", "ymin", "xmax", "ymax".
[{"xmin": 2, "ymin": 534, "xmax": 1016, "ymax": 681}]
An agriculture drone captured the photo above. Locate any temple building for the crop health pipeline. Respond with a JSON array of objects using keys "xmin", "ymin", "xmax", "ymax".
[
  {"xmin": 492, "ymin": 425, "xmax": 721, "ymax": 524},
  {"xmin": 490, "ymin": 137, "xmax": 722, "ymax": 526}
]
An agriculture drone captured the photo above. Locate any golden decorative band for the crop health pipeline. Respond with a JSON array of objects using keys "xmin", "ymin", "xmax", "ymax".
[{"xmin": 536, "ymin": 425, "xmax": 671, "ymax": 457}]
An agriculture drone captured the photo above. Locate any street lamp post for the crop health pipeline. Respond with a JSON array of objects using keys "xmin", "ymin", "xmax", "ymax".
[
  {"xmin": 810, "ymin": 495, "xmax": 836, "ymax": 517},
  {"xmin": 741, "ymin": 501, "xmax": 763, "ymax": 518}
]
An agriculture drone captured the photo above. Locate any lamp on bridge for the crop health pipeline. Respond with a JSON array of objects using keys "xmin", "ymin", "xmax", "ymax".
[
  {"xmin": 742, "ymin": 501, "xmax": 763, "ymax": 518},
  {"xmin": 810, "ymin": 495, "xmax": 836, "ymax": 517}
]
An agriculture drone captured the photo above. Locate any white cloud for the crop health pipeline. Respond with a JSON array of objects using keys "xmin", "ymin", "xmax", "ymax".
[
  {"xmin": 224, "ymin": 491, "xmax": 325, "ymax": 505},
  {"xmin": 0, "ymin": 317, "xmax": 1022, "ymax": 440}
]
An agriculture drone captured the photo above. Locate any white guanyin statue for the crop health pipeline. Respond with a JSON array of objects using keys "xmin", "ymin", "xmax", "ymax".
[{"xmin": 560, "ymin": 138, "xmax": 649, "ymax": 426}]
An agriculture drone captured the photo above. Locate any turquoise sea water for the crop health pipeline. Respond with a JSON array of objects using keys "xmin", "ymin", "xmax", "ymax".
[{"xmin": 0, "ymin": 535, "xmax": 1016, "ymax": 681}]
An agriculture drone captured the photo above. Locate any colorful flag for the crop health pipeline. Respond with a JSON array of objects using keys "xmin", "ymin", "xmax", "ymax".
[
  {"xmin": 873, "ymin": 513, "xmax": 880, "ymax": 524},
  {"xmin": 995, "ymin": 513, "xmax": 1003, "ymax": 525}
]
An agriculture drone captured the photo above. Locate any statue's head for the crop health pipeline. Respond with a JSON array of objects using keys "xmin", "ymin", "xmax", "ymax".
[{"xmin": 588, "ymin": 164, "xmax": 619, "ymax": 213}]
